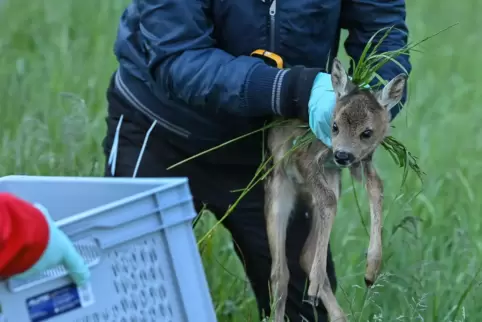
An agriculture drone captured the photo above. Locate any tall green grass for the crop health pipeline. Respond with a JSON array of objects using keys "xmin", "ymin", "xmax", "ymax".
[{"xmin": 1, "ymin": 0, "xmax": 481, "ymax": 321}]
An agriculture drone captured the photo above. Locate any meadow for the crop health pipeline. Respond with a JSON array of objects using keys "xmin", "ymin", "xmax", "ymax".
[{"xmin": 1, "ymin": 0, "xmax": 481, "ymax": 321}]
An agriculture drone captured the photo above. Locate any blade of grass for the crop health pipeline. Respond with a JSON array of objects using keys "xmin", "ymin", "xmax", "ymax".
[
  {"xmin": 166, "ymin": 119, "xmax": 289, "ymax": 170},
  {"xmin": 197, "ymin": 133, "xmax": 317, "ymax": 245},
  {"xmin": 447, "ymin": 264, "xmax": 482, "ymax": 322}
]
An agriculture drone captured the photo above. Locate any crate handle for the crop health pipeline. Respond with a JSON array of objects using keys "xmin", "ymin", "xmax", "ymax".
[{"xmin": 7, "ymin": 238, "xmax": 101, "ymax": 293}]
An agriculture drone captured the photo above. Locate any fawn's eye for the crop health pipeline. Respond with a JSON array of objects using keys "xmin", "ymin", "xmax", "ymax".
[
  {"xmin": 332, "ymin": 122, "xmax": 339, "ymax": 134},
  {"xmin": 360, "ymin": 129, "xmax": 373, "ymax": 139}
]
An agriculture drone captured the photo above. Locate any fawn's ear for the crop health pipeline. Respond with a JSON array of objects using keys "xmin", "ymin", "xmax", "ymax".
[
  {"xmin": 375, "ymin": 74, "xmax": 407, "ymax": 112},
  {"xmin": 330, "ymin": 58, "xmax": 352, "ymax": 98}
]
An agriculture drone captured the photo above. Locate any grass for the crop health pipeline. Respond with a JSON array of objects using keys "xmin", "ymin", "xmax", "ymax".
[{"xmin": 1, "ymin": 0, "xmax": 482, "ymax": 321}]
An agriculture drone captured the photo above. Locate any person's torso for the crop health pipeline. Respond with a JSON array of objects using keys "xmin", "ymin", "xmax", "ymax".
[
  {"xmin": 211, "ymin": 0, "xmax": 342, "ymax": 67},
  {"xmin": 112, "ymin": 0, "xmax": 343, "ymax": 164}
]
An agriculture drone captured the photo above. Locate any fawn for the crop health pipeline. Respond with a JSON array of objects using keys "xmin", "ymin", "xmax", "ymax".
[{"xmin": 264, "ymin": 57, "xmax": 407, "ymax": 322}]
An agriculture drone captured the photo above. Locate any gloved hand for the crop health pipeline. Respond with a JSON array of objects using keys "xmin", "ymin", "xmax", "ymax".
[
  {"xmin": 307, "ymin": 72, "xmax": 370, "ymax": 147},
  {"xmin": 14, "ymin": 203, "xmax": 91, "ymax": 286},
  {"xmin": 307, "ymin": 72, "xmax": 337, "ymax": 147}
]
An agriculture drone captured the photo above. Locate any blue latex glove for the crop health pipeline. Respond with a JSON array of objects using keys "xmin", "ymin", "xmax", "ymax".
[
  {"xmin": 307, "ymin": 72, "xmax": 337, "ymax": 147},
  {"xmin": 14, "ymin": 203, "xmax": 91, "ymax": 286},
  {"xmin": 308, "ymin": 72, "xmax": 370, "ymax": 147}
]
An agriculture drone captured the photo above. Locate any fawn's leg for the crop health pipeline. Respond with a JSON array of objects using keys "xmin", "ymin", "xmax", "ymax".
[
  {"xmin": 299, "ymin": 209, "xmax": 318, "ymax": 278},
  {"xmin": 363, "ymin": 161, "xmax": 384, "ymax": 287},
  {"xmin": 300, "ymin": 173, "xmax": 346, "ymax": 322},
  {"xmin": 264, "ymin": 168, "xmax": 297, "ymax": 322}
]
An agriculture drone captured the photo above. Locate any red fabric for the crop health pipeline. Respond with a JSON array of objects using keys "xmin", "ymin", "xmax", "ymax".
[{"xmin": 0, "ymin": 193, "xmax": 49, "ymax": 279}]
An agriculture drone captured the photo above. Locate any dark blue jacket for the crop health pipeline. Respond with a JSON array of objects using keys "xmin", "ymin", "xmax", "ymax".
[{"xmin": 112, "ymin": 0, "xmax": 411, "ymax": 149}]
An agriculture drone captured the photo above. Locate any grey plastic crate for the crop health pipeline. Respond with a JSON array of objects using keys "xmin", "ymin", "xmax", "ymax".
[{"xmin": 0, "ymin": 175, "xmax": 217, "ymax": 322}]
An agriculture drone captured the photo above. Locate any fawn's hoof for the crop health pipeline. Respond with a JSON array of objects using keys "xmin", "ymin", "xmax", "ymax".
[
  {"xmin": 305, "ymin": 295, "xmax": 320, "ymax": 307},
  {"xmin": 364, "ymin": 276, "xmax": 374, "ymax": 288}
]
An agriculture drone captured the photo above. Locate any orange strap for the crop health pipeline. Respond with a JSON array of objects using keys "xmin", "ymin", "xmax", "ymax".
[{"xmin": 250, "ymin": 49, "xmax": 284, "ymax": 68}]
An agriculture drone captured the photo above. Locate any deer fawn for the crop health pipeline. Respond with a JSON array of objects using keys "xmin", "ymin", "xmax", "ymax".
[{"xmin": 264, "ymin": 57, "xmax": 407, "ymax": 322}]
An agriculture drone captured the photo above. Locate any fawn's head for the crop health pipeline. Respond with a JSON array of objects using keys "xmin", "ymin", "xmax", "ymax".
[{"xmin": 329, "ymin": 58, "xmax": 407, "ymax": 167}]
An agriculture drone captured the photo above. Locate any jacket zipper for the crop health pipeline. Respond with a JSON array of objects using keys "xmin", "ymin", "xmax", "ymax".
[{"xmin": 268, "ymin": 0, "xmax": 276, "ymax": 52}]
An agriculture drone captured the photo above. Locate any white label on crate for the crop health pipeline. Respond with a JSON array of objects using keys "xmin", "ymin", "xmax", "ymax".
[{"xmin": 25, "ymin": 282, "xmax": 95, "ymax": 322}]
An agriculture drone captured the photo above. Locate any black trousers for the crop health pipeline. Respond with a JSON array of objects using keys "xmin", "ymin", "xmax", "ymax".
[{"xmin": 101, "ymin": 74, "xmax": 337, "ymax": 322}]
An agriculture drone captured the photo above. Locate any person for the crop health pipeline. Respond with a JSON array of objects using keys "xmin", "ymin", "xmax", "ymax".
[
  {"xmin": 0, "ymin": 193, "xmax": 90, "ymax": 285},
  {"xmin": 102, "ymin": 0, "xmax": 412, "ymax": 321}
]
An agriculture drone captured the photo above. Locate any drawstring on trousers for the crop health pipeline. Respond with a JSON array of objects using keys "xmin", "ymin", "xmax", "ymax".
[{"xmin": 107, "ymin": 114, "xmax": 158, "ymax": 178}]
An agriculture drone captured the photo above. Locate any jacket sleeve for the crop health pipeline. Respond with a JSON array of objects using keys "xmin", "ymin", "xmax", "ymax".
[
  {"xmin": 137, "ymin": 0, "xmax": 288, "ymax": 117},
  {"xmin": 0, "ymin": 193, "xmax": 50, "ymax": 279},
  {"xmin": 340, "ymin": 0, "xmax": 412, "ymax": 120}
]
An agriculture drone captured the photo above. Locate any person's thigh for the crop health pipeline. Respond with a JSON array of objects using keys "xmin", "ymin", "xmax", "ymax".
[{"xmin": 101, "ymin": 75, "xmax": 337, "ymax": 322}]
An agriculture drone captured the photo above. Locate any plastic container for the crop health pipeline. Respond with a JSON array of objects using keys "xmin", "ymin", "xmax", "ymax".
[{"xmin": 0, "ymin": 175, "xmax": 217, "ymax": 322}]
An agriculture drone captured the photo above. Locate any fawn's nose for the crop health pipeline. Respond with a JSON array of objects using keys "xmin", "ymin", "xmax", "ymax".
[{"xmin": 334, "ymin": 150, "xmax": 355, "ymax": 165}]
